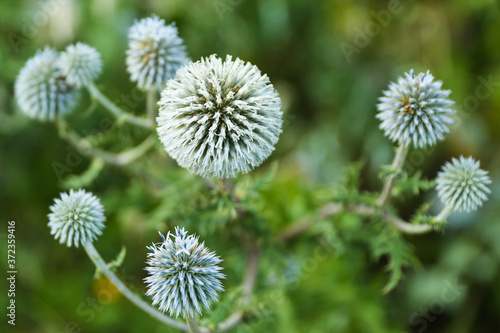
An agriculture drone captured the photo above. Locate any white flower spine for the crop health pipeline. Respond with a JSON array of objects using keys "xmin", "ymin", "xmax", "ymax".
[
  {"xmin": 436, "ymin": 156, "xmax": 491, "ymax": 212},
  {"xmin": 157, "ymin": 54, "xmax": 283, "ymax": 179},
  {"xmin": 48, "ymin": 189, "xmax": 106, "ymax": 247},
  {"xmin": 126, "ymin": 15, "xmax": 189, "ymax": 90},
  {"xmin": 377, "ymin": 69, "xmax": 455, "ymax": 148},
  {"xmin": 59, "ymin": 42, "xmax": 103, "ymax": 88},
  {"xmin": 15, "ymin": 47, "xmax": 79, "ymax": 122},
  {"xmin": 144, "ymin": 227, "xmax": 225, "ymax": 318}
]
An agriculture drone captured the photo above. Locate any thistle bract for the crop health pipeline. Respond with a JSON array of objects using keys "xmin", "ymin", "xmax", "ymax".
[
  {"xmin": 59, "ymin": 43, "xmax": 102, "ymax": 88},
  {"xmin": 126, "ymin": 15, "xmax": 188, "ymax": 90},
  {"xmin": 48, "ymin": 189, "xmax": 106, "ymax": 247},
  {"xmin": 15, "ymin": 47, "xmax": 78, "ymax": 122},
  {"xmin": 436, "ymin": 156, "xmax": 491, "ymax": 212},
  {"xmin": 157, "ymin": 54, "xmax": 283, "ymax": 179},
  {"xmin": 377, "ymin": 70, "xmax": 455, "ymax": 148},
  {"xmin": 144, "ymin": 227, "xmax": 225, "ymax": 318}
]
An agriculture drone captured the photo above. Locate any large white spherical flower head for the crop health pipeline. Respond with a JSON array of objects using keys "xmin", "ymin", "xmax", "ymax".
[
  {"xmin": 145, "ymin": 227, "xmax": 225, "ymax": 318},
  {"xmin": 436, "ymin": 156, "xmax": 491, "ymax": 212},
  {"xmin": 126, "ymin": 15, "xmax": 189, "ymax": 90},
  {"xmin": 157, "ymin": 54, "xmax": 283, "ymax": 179},
  {"xmin": 58, "ymin": 42, "xmax": 103, "ymax": 88},
  {"xmin": 377, "ymin": 70, "xmax": 455, "ymax": 148},
  {"xmin": 15, "ymin": 47, "xmax": 79, "ymax": 122},
  {"xmin": 48, "ymin": 189, "xmax": 106, "ymax": 247}
]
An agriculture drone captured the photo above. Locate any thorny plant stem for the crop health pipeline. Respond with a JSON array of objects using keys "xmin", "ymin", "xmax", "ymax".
[
  {"xmin": 83, "ymin": 242, "xmax": 201, "ymax": 332},
  {"xmin": 87, "ymin": 82, "xmax": 154, "ymax": 129},
  {"xmin": 377, "ymin": 143, "xmax": 410, "ymax": 206}
]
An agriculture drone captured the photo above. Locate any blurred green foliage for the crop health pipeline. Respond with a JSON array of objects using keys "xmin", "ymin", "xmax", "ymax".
[{"xmin": 1, "ymin": 0, "xmax": 500, "ymax": 332}]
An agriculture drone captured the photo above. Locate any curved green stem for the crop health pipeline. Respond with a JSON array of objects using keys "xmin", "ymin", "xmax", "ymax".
[
  {"xmin": 56, "ymin": 118, "xmax": 155, "ymax": 167},
  {"xmin": 83, "ymin": 241, "xmax": 195, "ymax": 331},
  {"xmin": 377, "ymin": 143, "xmax": 410, "ymax": 206},
  {"xmin": 87, "ymin": 82, "xmax": 154, "ymax": 129}
]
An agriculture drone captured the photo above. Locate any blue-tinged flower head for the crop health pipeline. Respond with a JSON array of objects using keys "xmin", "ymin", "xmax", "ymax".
[
  {"xmin": 145, "ymin": 227, "xmax": 225, "ymax": 318},
  {"xmin": 59, "ymin": 43, "xmax": 102, "ymax": 88},
  {"xmin": 376, "ymin": 70, "xmax": 455, "ymax": 148},
  {"xmin": 436, "ymin": 156, "xmax": 491, "ymax": 212},
  {"xmin": 126, "ymin": 15, "xmax": 189, "ymax": 90},
  {"xmin": 48, "ymin": 189, "xmax": 106, "ymax": 247},
  {"xmin": 15, "ymin": 47, "xmax": 79, "ymax": 121},
  {"xmin": 157, "ymin": 54, "xmax": 283, "ymax": 179}
]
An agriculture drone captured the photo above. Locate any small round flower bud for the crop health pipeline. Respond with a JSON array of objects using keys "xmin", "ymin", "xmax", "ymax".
[
  {"xmin": 48, "ymin": 189, "xmax": 106, "ymax": 247},
  {"xmin": 145, "ymin": 227, "xmax": 225, "ymax": 318},
  {"xmin": 157, "ymin": 54, "xmax": 283, "ymax": 179},
  {"xmin": 436, "ymin": 156, "xmax": 491, "ymax": 212},
  {"xmin": 15, "ymin": 47, "xmax": 79, "ymax": 122},
  {"xmin": 58, "ymin": 43, "xmax": 103, "ymax": 88},
  {"xmin": 377, "ymin": 70, "xmax": 455, "ymax": 148},
  {"xmin": 126, "ymin": 15, "xmax": 189, "ymax": 90}
]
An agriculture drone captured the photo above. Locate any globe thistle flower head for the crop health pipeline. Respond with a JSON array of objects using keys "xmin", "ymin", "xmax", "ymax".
[
  {"xmin": 48, "ymin": 189, "xmax": 106, "ymax": 247},
  {"xmin": 376, "ymin": 69, "xmax": 455, "ymax": 148},
  {"xmin": 126, "ymin": 15, "xmax": 189, "ymax": 90},
  {"xmin": 15, "ymin": 47, "xmax": 78, "ymax": 122},
  {"xmin": 436, "ymin": 156, "xmax": 491, "ymax": 212},
  {"xmin": 58, "ymin": 42, "xmax": 102, "ymax": 88},
  {"xmin": 157, "ymin": 54, "xmax": 283, "ymax": 179},
  {"xmin": 144, "ymin": 227, "xmax": 225, "ymax": 318}
]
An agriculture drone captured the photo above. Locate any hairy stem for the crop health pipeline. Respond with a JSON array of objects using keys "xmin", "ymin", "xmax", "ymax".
[
  {"xmin": 87, "ymin": 82, "xmax": 154, "ymax": 129},
  {"xmin": 377, "ymin": 143, "xmax": 410, "ymax": 206},
  {"xmin": 82, "ymin": 242, "xmax": 200, "ymax": 332},
  {"xmin": 186, "ymin": 316, "xmax": 202, "ymax": 333}
]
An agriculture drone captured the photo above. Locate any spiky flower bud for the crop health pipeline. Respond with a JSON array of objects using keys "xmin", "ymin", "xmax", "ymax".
[
  {"xmin": 157, "ymin": 54, "xmax": 283, "ymax": 178},
  {"xmin": 48, "ymin": 189, "xmax": 106, "ymax": 247},
  {"xmin": 126, "ymin": 15, "xmax": 189, "ymax": 90},
  {"xmin": 376, "ymin": 70, "xmax": 455, "ymax": 148},
  {"xmin": 436, "ymin": 156, "xmax": 491, "ymax": 212},
  {"xmin": 145, "ymin": 227, "xmax": 225, "ymax": 318},
  {"xmin": 15, "ymin": 47, "xmax": 79, "ymax": 121},
  {"xmin": 58, "ymin": 43, "xmax": 103, "ymax": 88}
]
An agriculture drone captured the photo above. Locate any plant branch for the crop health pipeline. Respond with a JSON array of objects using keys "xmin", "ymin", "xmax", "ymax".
[
  {"xmin": 218, "ymin": 244, "xmax": 259, "ymax": 332},
  {"xmin": 56, "ymin": 118, "xmax": 155, "ymax": 167},
  {"xmin": 377, "ymin": 143, "xmax": 410, "ymax": 206},
  {"xmin": 186, "ymin": 316, "xmax": 202, "ymax": 333},
  {"xmin": 83, "ymin": 241, "xmax": 202, "ymax": 332},
  {"xmin": 87, "ymin": 82, "xmax": 154, "ymax": 129},
  {"xmin": 277, "ymin": 201, "xmax": 434, "ymax": 242},
  {"xmin": 146, "ymin": 88, "xmax": 158, "ymax": 125}
]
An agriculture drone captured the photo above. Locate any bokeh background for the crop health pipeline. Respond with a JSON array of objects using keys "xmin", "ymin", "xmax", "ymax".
[{"xmin": 1, "ymin": 0, "xmax": 500, "ymax": 332}]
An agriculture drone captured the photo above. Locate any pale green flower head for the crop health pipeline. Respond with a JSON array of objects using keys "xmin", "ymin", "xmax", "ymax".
[{"xmin": 436, "ymin": 156, "xmax": 491, "ymax": 212}]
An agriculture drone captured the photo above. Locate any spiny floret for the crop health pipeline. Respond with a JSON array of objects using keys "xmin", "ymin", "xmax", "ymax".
[
  {"xmin": 48, "ymin": 189, "xmax": 106, "ymax": 247},
  {"xmin": 377, "ymin": 69, "xmax": 455, "ymax": 148},
  {"xmin": 59, "ymin": 42, "xmax": 102, "ymax": 88},
  {"xmin": 15, "ymin": 47, "xmax": 79, "ymax": 122},
  {"xmin": 436, "ymin": 156, "xmax": 491, "ymax": 212},
  {"xmin": 157, "ymin": 54, "xmax": 283, "ymax": 179},
  {"xmin": 126, "ymin": 15, "xmax": 189, "ymax": 90},
  {"xmin": 144, "ymin": 227, "xmax": 225, "ymax": 318}
]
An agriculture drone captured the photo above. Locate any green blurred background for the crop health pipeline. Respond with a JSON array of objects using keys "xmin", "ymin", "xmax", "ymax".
[{"xmin": 1, "ymin": 0, "xmax": 500, "ymax": 332}]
